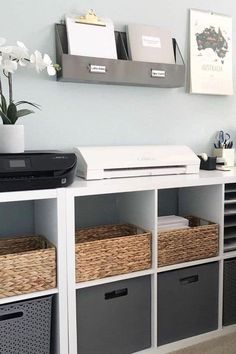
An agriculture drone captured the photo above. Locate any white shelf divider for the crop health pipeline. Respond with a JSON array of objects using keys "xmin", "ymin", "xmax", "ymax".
[
  {"xmin": 117, "ymin": 190, "xmax": 158, "ymax": 348},
  {"xmin": 66, "ymin": 190, "xmax": 78, "ymax": 354},
  {"xmin": 34, "ymin": 190, "xmax": 68, "ymax": 354},
  {"xmin": 76, "ymin": 269, "xmax": 156, "ymax": 290},
  {"xmin": 157, "ymin": 256, "xmax": 221, "ymax": 273},
  {"xmin": 0, "ymin": 189, "xmax": 57, "ymax": 203},
  {"xmin": 0, "ymin": 288, "xmax": 58, "ymax": 306}
]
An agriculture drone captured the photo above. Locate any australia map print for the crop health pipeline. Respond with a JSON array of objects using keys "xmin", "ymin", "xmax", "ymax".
[
  {"xmin": 196, "ymin": 26, "xmax": 228, "ymax": 63},
  {"xmin": 190, "ymin": 9, "xmax": 233, "ymax": 95}
]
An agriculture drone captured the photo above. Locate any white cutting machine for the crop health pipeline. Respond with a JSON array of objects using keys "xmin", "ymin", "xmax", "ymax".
[{"xmin": 74, "ymin": 145, "xmax": 200, "ymax": 180}]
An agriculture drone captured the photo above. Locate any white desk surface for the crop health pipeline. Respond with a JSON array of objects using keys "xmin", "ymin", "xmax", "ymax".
[{"xmin": 68, "ymin": 168, "xmax": 236, "ymax": 196}]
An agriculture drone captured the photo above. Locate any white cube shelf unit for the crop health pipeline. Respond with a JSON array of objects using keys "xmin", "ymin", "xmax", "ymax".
[
  {"xmin": 66, "ymin": 170, "xmax": 236, "ymax": 354},
  {"xmin": 0, "ymin": 189, "xmax": 68, "ymax": 354},
  {"xmin": 4, "ymin": 169, "xmax": 236, "ymax": 354}
]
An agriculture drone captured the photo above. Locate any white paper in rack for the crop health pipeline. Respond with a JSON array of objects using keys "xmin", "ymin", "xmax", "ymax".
[{"xmin": 66, "ymin": 15, "xmax": 117, "ymax": 59}]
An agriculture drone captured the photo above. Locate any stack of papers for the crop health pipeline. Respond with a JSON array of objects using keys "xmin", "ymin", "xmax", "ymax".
[{"xmin": 158, "ymin": 215, "xmax": 189, "ymax": 232}]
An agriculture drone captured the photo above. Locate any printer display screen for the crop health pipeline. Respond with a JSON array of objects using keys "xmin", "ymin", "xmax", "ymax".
[{"xmin": 9, "ymin": 160, "xmax": 26, "ymax": 168}]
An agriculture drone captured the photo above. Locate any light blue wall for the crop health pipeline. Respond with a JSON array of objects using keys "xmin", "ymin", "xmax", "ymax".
[{"xmin": 1, "ymin": 0, "xmax": 236, "ymax": 155}]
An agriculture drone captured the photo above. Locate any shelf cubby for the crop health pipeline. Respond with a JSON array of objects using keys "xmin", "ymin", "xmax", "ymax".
[
  {"xmin": 0, "ymin": 192, "xmax": 68, "ymax": 354},
  {"xmin": 157, "ymin": 185, "xmax": 223, "ymax": 270},
  {"xmin": 74, "ymin": 191, "xmax": 156, "ymax": 283},
  {"xmin": 66, "ymin": 189, "xmax": 157, "ymax": 354}
]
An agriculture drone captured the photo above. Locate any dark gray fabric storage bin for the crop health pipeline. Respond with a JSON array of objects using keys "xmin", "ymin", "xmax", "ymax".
[
  {"xmin": 0, "ymin": 296, "xmax": 52, "ymax": 354},
  {"xmin": 77, "ymin": 276, "xmax": 151, "ymax": 354},
  {"xmin": 223, "ymin": 258, "xmax": 236, "ymax": 326},
  {"xmin": 157, "ymin": 262, "xmax": 219, "ymax": 346}
]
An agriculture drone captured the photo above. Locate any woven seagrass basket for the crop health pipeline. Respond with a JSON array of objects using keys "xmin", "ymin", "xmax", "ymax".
[
  {"xmin": 75, "ymin": 223, "xmax": 152, "ymax": 282},
  {"xmin": 158, "ymin": 216, "xmax": 219, "ymax": 267},
  {"xmin": 0, "ymin": 235, "xmax": 56, "ymax": 298}
]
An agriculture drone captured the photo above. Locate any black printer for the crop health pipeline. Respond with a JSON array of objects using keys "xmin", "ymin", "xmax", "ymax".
[{"xmin": 0, "ymin": 151, "xmax": 77, "ymax": 192}]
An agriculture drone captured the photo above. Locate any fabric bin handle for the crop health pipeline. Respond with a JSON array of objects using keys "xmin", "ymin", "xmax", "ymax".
[
  {"xmin": 0, "ymin": 311, "xmax": 24, "ymax": 322},
  {"xmin": 180, "ymin": 275, "xmax": 199, "ymax": 285},
  {"xmin": 105, "ymin": 288, "xmax": 128, "ymax": 300}
]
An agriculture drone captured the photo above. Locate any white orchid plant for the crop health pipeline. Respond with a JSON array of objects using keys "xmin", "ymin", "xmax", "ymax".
[{"xmin": 0, "ymin": 38, "xmax": 60, "ymax": 124}]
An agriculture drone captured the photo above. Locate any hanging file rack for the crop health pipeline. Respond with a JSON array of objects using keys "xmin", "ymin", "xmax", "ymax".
[{"xmin": 55, "ymin": 23, "xmax": 185, "ymax": 88}]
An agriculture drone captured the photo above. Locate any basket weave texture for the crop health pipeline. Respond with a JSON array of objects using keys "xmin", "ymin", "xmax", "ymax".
[
  {"xmin": 0, "ymin": 235, "xmax": 56, "ymax": 298},
  {"xmin": 158, "ymin": 216, "xmax": 219, "ymax": 267},
  {"xmin": 75, "ymin": 224, "xmax": 152, "ymax": 282}
]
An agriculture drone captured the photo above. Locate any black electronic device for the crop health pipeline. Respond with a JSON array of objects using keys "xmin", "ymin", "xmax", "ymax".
[{"xmin": 0, "ymin": 151, "xmax": 77, "ymax": 192}]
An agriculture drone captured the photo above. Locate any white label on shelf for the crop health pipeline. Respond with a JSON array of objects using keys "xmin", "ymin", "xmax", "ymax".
[
  {"xmin": 89, "ymin": 65, "xmax": 106, "ymax": 74},
  {"xmin": 142, "ymin": 35, "xmax": 161, "ymax": 48},
  {"xmin": 151, "ymin": 70, "xmax": 166, "ymax": 78}
]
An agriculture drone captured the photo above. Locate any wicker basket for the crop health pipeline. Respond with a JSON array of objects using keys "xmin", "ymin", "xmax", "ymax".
[
  {"xmin": 158, "ymin": 216, "xmax": 219, "ymax": 267},
  {"xmin": 75, "ymin": 224, "xmax": 152, "ymax": 282},
  {"xmin": 0, "ymin": 235, "xmax": 56, "ymax": 298}
]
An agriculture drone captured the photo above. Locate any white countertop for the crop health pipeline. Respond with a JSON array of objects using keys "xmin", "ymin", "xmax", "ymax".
[{"xmin": 68, "ymin": 168, "xmax": 236, "ymax": 196}]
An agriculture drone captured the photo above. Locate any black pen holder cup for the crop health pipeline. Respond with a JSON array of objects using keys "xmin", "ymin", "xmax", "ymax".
[{"xmin": 198, "ymin": 156, "xmax": 217, "ymax": 170}]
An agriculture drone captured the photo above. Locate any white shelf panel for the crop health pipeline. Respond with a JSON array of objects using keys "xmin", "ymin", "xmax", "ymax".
[
  {"xmin": 0, "ymin": 288, "xmax": 58, "ymax": 305},
  {"xmin": 225, "ymin": 199, "xmax": 236, "ymax": 204},
  {"xmin": 225, "ymin": 188, "xmax": 236, "ymax": 193},
  {"xmin": 224, "ymin": 228, "xmax": 236, "ymax": 240},
  {"xmin": 76, "ymin": 269, "xmax": 156, "ymax": 289},
  {"xmin": 134, "ymin": 325, "xmax": 236, "ymax": 354},
  {"xmin": 224, "ymin": 209, "xmax": 236, "ymax": 216},
  {"xmin": 157, "ymin": 256, "xmax": 221, "ymax": 273},
  {"xmin": 69, "ymin": 168, "xmax": 236, "ymax": 197},
  {"xmin": 156, "ymin": 328, "xmax": 223, "ymax": 354},
  {"xmin": 133, "ymin": 348, "xmax": 156, "ymax": 354},
  {"xmin": 0, "ymin": 189, "xmax": 57, "ymax": 203},
  {"xmin": 224, "ymin": 239, "xmax": 236, "ymax": 252},
  {"xmin": 224, "ymin": 251, "xmax": 236, "ymax": 259},
  {"xmin": 224, "ymin": 220, "xmax": 236, "ymax": 228}
]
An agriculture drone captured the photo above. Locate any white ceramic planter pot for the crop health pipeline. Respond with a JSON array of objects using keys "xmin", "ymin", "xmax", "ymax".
[{"xmin": 0, "ymin": 125, "xmax": 24, "ymax": 153}]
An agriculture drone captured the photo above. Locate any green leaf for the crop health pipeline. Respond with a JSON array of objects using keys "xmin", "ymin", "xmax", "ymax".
[
  {"xmin": 15, "ymin": 100, "xmax": 41, "ymax": 110},
  {"xmin": 7, "ymin": 103, "xmax": 17, "ymax": 124},
  {"xmin": 16, "ymin": 109, "xmax": 35, "ymax": 118},
  {"xmin": 0, "ymin": 94, "xmax": 7, "ymax": 115},
  {"xmin": 0, "ymin": 110, "xmax": 12, "ymax": 124}
]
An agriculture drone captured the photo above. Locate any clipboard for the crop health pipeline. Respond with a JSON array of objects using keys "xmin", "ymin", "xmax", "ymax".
[{"xmin": 66, "ymin": 10, "xmax": 117, "ymax": 59}]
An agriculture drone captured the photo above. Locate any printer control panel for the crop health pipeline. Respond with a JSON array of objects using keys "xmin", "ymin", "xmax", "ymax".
[{"xmin": 5, "ymin": 158, "xmax": 31, "ymax": 170}]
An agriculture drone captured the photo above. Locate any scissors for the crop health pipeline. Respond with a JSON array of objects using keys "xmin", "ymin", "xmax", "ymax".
[{"xmin": 214, "ymin": 130, "xmax": 231, "ymax": 148}]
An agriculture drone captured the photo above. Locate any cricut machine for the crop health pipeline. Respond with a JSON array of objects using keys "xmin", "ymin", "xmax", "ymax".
[
  {"xmin": 0, "ymin": 151, "xmax": 77, "ymax": 192},
  {"xmin": 74, "ymin": 145, "xmax": 200, "ymax": 180}
]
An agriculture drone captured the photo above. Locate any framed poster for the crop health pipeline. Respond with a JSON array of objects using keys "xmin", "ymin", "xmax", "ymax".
[{"xmin": 190, "ymin": 9, "xmax": 233, "ymax": 95}]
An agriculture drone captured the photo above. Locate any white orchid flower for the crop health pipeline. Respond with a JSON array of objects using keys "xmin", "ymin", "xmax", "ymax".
[
  {"xmin": 30, "ymin": 50, "xmax": 47, "ymax": 73},
  {"xmin": 0, "ymin": 38, "xmax": 12, "ymax": 54},
  {"xmin": 10, "ymin": 41, "xmax": 30, "ymax": 66},
  {"xmin": 43, "ymin": 54, "xmax": 56, "ymax": 76},
  {"xmin": 1, "ymin": 59, "xmax": 17, "ymax": 74},
  {"xmin": 30, "ymin": 50, "xmax": 56, "ymax": 76},
  {"xmin": 0, "ymin": 45, "xmax": 13, "ymax": 55}
]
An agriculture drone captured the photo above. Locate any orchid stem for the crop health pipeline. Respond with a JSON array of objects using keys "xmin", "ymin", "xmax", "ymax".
[
  {"xmin": 8, "ymin": 73, "xmax": 13, "ymax": 104},
  {"xmin": 0, "ymin": 75, "xmax": 2, "ymax": 97}
]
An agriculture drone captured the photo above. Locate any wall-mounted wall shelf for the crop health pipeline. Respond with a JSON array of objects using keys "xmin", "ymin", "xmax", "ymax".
[{"xmin": 55, "ymin": 24, "xmax": 185, "ymax": 88}]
